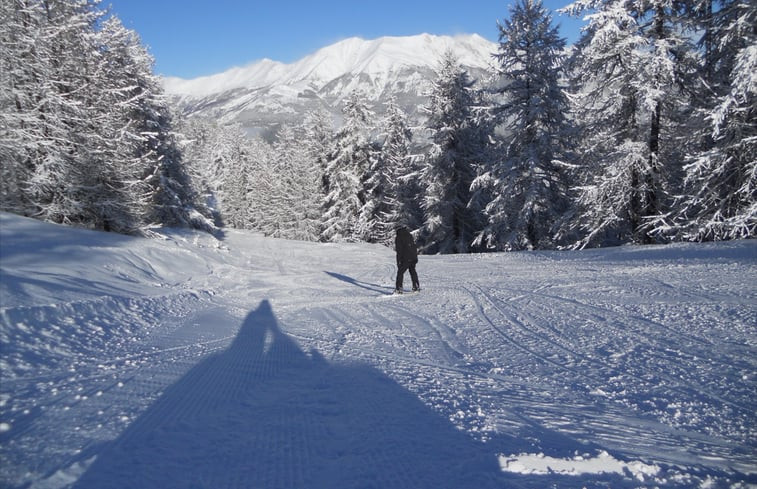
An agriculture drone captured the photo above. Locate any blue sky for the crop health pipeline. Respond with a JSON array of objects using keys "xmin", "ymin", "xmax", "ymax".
[{"xmin": 106, "ymin": 0, "xmax": 586, "ymax": 79}]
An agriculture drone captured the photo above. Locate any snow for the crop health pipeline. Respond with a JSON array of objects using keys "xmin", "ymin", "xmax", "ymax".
[
  {"xmin": 1, "ymin": 212, "xmax": 755, "ymax": 488},
  {"xmin": 162, "ymin": 33, "xmax": 496, "ymax": 98},
  {"xmin": 498, "ymin": 450, "xmax": 659, "ymax": 478},
  {"xmin": 162, "ymin": 33, "xmax": 498, "ymax": 136}
]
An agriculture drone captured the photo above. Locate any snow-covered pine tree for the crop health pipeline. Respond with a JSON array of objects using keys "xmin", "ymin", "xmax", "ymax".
[
  {"xmin": 358, "ymin": 97, "xmax": 417, "ymax": 245},
  {"xmin": 263, "ymin": 125, "xmax": 322, "ymax": 241},
  {"xmin": 379, "ymin": 97, "xmax": 423, "ymax": 244},
  {"xmin": 2, "ymin": 0, "xmax": 108, "ymax": 228},
  {"xmin": 302, "ymin": 109, "xmax": 334, "ymax": 236},
  {"xmin": 79, "ymin": 16, "xmax": 153, "ymax": 233},
  {"xmin": 358, "ymin": 142, "xmax": 391, "ymax": 244},
  {"xmin": 302, "ymin": 109, "xmax": 334, "ymax": 198},
  {"xmin": 562, "ymin": 0, "xmax": 700, "ymax": 247},
  {"xmin": 658, "ymin": 0, "xmax": 756, "ymax": 240},
  {"xmin": 561, "ymin": 0, "xmax": 648, "ymax": 247},
  {"xmin": 97, "ymin": 16, "xmax": 213, "ymax": 233},
  {"xmin": 0, "ymin": 0, "xmax": 210, "ymax": 234},
  {"xmin": 320, "ymin": 90, "xmax": 375, "ymax": 242},
  {"xmin": 175, "ymin": 117, "xmax": 225, "ymax": 225},
  {"xmin": 0, "ymin": 0, "xmax": 39, "ymax": 215},
  {"xmin": 227, "ymin": 131, "xmax": 272, "ymax": 231},
  {"xmin": 472, "ymin": 0, "xmax": 572, "ymax": 251},
  {"xmin": 420, "ymin": 51, "xmax": 488, "ymax": 254},
  {"xmin": 24, "ymin": 0, "xmax": 158, "ymax": 233},
  {"xmin": 180, "ymin": 120, "xmax": 254, "ymax": 229}
]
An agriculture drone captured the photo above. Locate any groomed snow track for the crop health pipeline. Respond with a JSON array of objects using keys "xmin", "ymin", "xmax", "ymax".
[{"xmin": 1, "ymin": 213, "xmax": 755, "ymax": 488}]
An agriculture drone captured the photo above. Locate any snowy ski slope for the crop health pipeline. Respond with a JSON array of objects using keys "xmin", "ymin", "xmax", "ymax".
[{"xmin": 0, "ymin": 212, "xmax": 755, "ymax": 488}]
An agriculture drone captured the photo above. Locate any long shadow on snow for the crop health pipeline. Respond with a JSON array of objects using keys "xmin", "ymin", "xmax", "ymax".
[
  {"xmin": 73, "ymin": 300, "xmax": 503, "ymax": 489},
  {"xmin": 325, "ymin": 271, "xmax": 393, "ymax": 295}
]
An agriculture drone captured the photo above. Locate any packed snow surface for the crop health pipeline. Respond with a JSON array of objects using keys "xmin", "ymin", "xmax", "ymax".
[{"xmin": 0, "ymin": 212, "xmax": 755, "ymax": 488}]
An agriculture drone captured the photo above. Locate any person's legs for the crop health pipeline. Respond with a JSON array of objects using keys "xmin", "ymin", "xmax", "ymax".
[
  {"xmin": 395, "ymin": 263, "xmax": 408, "ymax": 292},
  {"xmin": 409, "ymin": 262, "xmax": 420, "ymax": 291}
]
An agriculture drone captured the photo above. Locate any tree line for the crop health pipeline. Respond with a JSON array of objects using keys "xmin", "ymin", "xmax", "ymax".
[
  {"xmin": 1, "ymin": 0, "xmax": 215, "ymax": 235},
  {"xmin": 2, "ymin": 0, "xmax": 754, "ymax": 252},
  {"xmin": 184, "ymin": 0, "xmax": 755, "ymax": 251}
]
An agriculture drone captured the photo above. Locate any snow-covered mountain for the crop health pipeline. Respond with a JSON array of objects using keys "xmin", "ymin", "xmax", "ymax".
[{"xmin": 163, "ymin": 33, "xmax": 497, "ymax": 136}]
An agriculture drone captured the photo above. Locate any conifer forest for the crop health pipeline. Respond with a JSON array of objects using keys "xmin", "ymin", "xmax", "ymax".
[{"xmin": 2, "ymin": 0, "xmax": 755, "ymax": 252}]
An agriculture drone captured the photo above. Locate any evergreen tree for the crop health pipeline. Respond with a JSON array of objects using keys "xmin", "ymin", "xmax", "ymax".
[
  {"xmin": 420, "ymin": 51, "xmax": 488, "ymax": 254},
  {"xmin": 563, "ymin": 0, "xmax": 700, "ymax": 247},
  {"xmin": 4, "ymin": 0, "xmax": 118, "ymax": 228},
  {"xmin": 265, "ymin": 125, "xmax": 322, "ymax": 241},
  {"xmin": 380, "ymin": 97, "xmax": 423, "ymax": 242},
  {"xmin": 229, "ymin": 132, "xmax": 272, "ymax": 231},
  {"xmin": 85, "ymin": 16, "xmax": 154, "ymax": 232},
  {"xmin": 303, "ymin": 109, "xmax": 334, "ymax": 198},
  {"xmin": 659, "ymin": 0, "xmax": 756, "ymax": 240},
  {"xmin": 175, "ymin": 117, "xmax": 225, "ymax": 226},
  {"xmin": 1, "ymin": 0, "xmax": 41, "ymax": 215},
  {"xmin": 0, "ymin": 0, "xmax": 211, "ymax": 234},
  {"xmin": 473, "ymin": 0, "xmax": 572, "ymax": 251},
  {"xmin": 180, "ymin": 120, "xmax": 257, "ymax": 230},
  {"xmin": 97, "ymin": 17, "xmax": 212, "ymax": 232},
  {"xmin": 358, "ymin": 140, "xmax": 390, "ymax": 244},
  {"xmin": 320, "ymin": 90, "xmax": 375, "ymax": 242},
  {"xmin": 358, "ymin": 97, "xmax": 418, "ymax": 245}
]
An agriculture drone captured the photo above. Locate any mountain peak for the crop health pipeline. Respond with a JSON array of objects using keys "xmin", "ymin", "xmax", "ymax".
[
  {"xmin": 163, "ymin": 33, "xmax": 496, "ymax": 98},
  {"xmin": 164, "ymin": 33, "xmax": 497, "ymax": 136}
]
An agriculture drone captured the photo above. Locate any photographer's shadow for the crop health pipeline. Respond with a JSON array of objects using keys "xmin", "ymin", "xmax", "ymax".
[{"xmin": 74, "ymin": 300, "xmax": 502, "ymax": 488}]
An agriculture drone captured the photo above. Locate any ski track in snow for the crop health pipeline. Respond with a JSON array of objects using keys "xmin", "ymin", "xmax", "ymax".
[{"xmin": 0, "ymin": 213, "xmax": 755, "ymax": 488}]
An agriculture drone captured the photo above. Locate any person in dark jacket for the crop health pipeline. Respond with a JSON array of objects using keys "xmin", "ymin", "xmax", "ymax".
[{"xmin": 395, "ymin": 226, "xmax": 420, "ymax": 294}]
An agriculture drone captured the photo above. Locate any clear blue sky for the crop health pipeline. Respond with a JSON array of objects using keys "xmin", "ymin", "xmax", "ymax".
[{"xmin": 105, "ymin": 0, "xmax": 586, "ymax": 79}]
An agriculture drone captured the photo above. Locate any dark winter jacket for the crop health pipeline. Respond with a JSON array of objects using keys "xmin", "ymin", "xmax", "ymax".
[{"xmin": 395, "ymin": 227, "xmax": 418, "ymax": 266}]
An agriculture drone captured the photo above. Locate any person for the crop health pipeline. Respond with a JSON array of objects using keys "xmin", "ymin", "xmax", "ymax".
[{"xmin": 395, "ymin": 226, "xmax": 420, "ymax": 294}]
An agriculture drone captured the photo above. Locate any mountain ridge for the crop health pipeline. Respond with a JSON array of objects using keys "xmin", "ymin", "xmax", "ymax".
[
  {"xmin": 163, "ymin": 33, "xmax": 496, "ymax": 97},
  {"xmin": 163, "ymin": 33, "xmax": 498, "ymax": 136}
]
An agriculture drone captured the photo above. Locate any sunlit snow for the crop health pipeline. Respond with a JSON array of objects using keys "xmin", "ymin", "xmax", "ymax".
[
  {"xmin": 162, "ymin": 33, "xmax": 496, "ymax": 98},
  {"xmin": 0, "ymin": 213, "xmax": 755, "ymax": 488}
]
